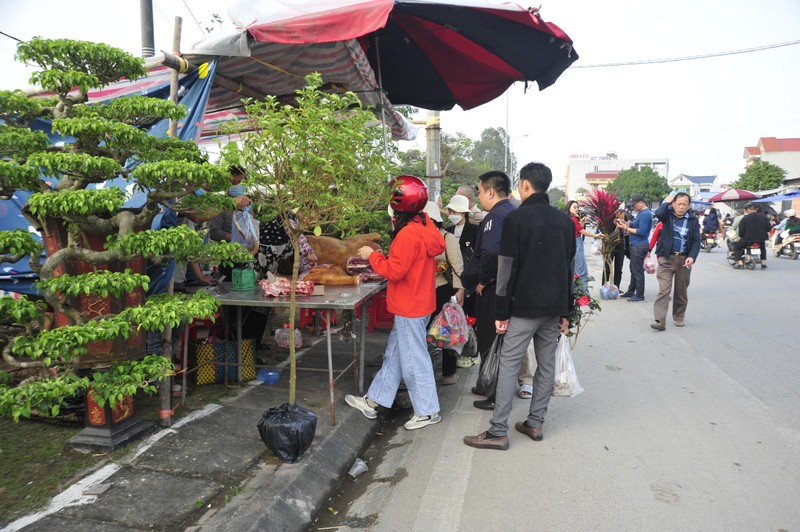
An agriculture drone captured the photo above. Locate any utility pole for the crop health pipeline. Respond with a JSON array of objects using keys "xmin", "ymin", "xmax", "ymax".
[
  {"xmin": 140, "ymin": 0, "xmax": 155, "ymax": 58},
  {"xmin": 424, "ymin": 111, "xmax": 441, "ymax": 202}
]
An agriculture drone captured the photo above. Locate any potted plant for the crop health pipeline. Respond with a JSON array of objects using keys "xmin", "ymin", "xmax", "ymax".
[
  {"xmin": 581, "ymin": 189, "xmax": 623, "ymax": 298},
  {"xmin": 0, "ymin": 38, "xmax": 252, "ymax": 449},
  {"xmin": 228, "ymin": 73, "xmax": 394, "ymax": 461}
]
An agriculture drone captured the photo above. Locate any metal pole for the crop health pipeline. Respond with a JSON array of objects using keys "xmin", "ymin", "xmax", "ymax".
[
  {"xmin": 504, "ymin": 92, "xmax": 509, "ymax": 174},
  {"xmin": 139, "ymin": 0, "xmax": 155, "ymax": 58}
]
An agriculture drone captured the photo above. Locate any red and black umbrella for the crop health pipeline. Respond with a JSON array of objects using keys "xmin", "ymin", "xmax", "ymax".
[{"xmin": 230, "ymin": 0, "xmax": 578, "ymax": 111}]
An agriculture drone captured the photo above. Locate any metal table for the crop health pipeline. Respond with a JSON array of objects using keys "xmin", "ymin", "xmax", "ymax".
[{"xmin": 207, "ymin": 281, "xmax": 386, "ymax": 424}]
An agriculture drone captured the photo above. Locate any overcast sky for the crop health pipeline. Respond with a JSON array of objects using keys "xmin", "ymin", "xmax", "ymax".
[{"xmin": 2, "ymin": 0, "xmax": 799, "ymax": 189}]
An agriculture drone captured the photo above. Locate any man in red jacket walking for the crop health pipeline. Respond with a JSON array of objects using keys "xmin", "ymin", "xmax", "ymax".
[{"xmin": 345, "ymin": 176, "xmax": 446, "ymax": 431}]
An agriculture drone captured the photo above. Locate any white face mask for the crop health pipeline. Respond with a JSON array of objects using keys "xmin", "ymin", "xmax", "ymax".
[{"xmin": 448, "ymin": 214, "xmax": 464, "ymax": 225}]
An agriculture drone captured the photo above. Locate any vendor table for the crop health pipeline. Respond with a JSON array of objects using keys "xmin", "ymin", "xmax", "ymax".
[{"xmin": 201, "ymin": 281, "xmax": 386, "ymax": 425}]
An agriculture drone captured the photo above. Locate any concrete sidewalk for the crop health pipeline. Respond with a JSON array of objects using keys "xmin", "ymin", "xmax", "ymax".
[{"xmin": 6, "ymin": 329, "xmax": 391, "ymax": 532}]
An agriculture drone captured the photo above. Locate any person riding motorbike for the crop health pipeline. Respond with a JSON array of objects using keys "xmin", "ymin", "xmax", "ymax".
[
  {"xmin": 700, "ymin": 207, "xmax": 720, "ymax": 251},
  {"xmin": 773, "ymin": 209, "xmax": 800, "ymax": 246}
]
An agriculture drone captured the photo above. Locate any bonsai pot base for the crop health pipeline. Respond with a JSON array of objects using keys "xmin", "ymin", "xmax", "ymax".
[{"xmin": 66, "ymin": 416, "xmax": 155, "ymax": 452}]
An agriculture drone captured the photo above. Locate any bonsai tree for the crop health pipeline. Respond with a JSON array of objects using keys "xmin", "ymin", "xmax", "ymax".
[
  {"xmin": 0, "ymin": 38, "xmax": 252, "ymax": 427},
  {"xmin": 228, "ymin": 73, "xmax": 395, "ymax": 406}
]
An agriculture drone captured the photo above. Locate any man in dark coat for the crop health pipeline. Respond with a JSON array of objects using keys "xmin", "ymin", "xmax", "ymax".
[
  {"xmin": 463, "ymin": 162, "xmax": 576, "ymax": 450},
  {"xmin": 732, "ymin": 202, "xmax": 770, "ymax": 269},
  {"xmin": 650, "ymin": 192, "xmax": 701, "ymax": 331}
]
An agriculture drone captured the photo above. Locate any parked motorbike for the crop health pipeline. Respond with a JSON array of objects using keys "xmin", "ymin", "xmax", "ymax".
[
  {"xmin": 727, "ymin": 242, "xmax": 761, "ymax": 270},
  {"xmin": 771, "ymin": 230, "xmax": 800, "ymax": 260},
  {"xmin": 699, "ymin": 231, "xmax": 719, "ymax": 252}
]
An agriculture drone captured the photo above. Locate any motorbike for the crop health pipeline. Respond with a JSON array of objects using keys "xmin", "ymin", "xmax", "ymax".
[
  {"xmin": 699, "ymin": 231, "xmax": 719, "ymax": 252},
  {"xmin": 771, "ymin": 230, "xmax": 800, "ymax": 260},
  {"xmin": 727, "ymin": 242, "xmax": 762, "ymax": 270}
]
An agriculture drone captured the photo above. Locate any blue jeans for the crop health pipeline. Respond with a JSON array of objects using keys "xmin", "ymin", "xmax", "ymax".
[
  {"xmin": 574, "ymin": 237, "xmax": 590, "ymax": 291},
  {"xmin": 368, "ymin": 315, "xmax": 440, "ymax": 416},
  {"xmin": 627, "ymin": 244, "xmax": 648, "ymax": 297}
]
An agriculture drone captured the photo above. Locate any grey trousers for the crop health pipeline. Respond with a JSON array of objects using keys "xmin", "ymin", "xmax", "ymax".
[{"xmin": 490, "ymin": 315, "xmax": 560, "ymax": 436}]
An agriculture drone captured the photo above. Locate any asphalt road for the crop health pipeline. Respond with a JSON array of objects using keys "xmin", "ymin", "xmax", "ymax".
[{"xmin": 313, "ymin": 243, "xmax": 800, "ymax": 532}]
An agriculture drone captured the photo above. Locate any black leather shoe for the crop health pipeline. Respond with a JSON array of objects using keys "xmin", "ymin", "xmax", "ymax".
[
  {"xmin": 471, "ymin": 386, "xmax": 485, "ymax": 396},
  {"xmin": 473, "ymin": 399, "xmax": 495, "ymax": 410}
]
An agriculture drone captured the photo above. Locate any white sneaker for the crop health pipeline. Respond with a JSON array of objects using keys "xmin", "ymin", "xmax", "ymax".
[
  {"xmin": 404, "ymin": 413, "xmax": 441, "ymax": 430},
  {"xmin": 345, "ymin": 394, "xmax": 377, "ymax": 420}
]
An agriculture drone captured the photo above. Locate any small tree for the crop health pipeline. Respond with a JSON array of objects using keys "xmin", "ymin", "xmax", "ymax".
[
  {"xmin": 730, "ymin": 160, "xmax": 786, "ymax": 191},
  {"xmin": 0, "ymin": 39, "xmax": 252, "ymax": 424},
  {"xmin": 581, "ymin": 189, "xmax": 622, "ymax": 288},
  {"xmin": 605, "ymin": 166, "xmax": 671, "ymax": 205},
  {"xmin": 229, "ymin": 73, "xmax": 394, "ymax": 405}
]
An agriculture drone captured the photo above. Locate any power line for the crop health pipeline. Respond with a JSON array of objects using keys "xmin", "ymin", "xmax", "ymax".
[
  {"xmin": 572, "ymin": 39, "xmax": 800, "ymax": 68},
  {"xmin": 180, "ymin": 0, "xmax": 205, "ymax": 34},
  {"xmin": 0, "ymin": 30, "xmax": 21, "ymax": 42}
]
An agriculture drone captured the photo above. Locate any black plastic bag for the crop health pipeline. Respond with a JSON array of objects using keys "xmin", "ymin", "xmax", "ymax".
[
  {"xmin": 257, "ymin": 403, "xmax": 317, "ymax": 463},
  {"xmin": 476, "ymin": 335, "xmax": 502, "ymax": 397}
]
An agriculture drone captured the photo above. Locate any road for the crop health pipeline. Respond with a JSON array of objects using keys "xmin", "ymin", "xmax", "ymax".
[{"xmin": 313, "ymin": 243, "xmax": 800, "ymax": 532}]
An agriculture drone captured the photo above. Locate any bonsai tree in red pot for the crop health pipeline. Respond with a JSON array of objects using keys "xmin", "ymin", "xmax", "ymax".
[{"xmin": 0, "ymin": 38, "xmax": 252, "ymax": 449}]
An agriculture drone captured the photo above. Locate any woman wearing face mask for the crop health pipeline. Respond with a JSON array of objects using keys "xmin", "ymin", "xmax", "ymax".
[{"xmin": 444, "ymin": 194, "xmax": 478, "ymax": 367}]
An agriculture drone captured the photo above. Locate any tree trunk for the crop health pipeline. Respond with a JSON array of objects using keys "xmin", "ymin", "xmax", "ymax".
[{"xmin": 288, "ymin": 234, "xmax": 301, "ymax": 405}]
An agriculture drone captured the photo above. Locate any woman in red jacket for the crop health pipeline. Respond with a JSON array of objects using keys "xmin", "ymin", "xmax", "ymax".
[{"xmin": 345, "ymin": 176, "xmax": 446, "ymax": 431}]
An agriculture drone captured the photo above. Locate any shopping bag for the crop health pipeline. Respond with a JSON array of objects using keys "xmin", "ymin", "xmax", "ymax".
[
  {"xmin": 599, "ymin": 282, "xmax": 620, "ymax": 300},
  {"xmin": 427, "ymin": 296, "xmax": 469, "ymax": 353},
  {"xmin": 257, "ymin": 403, "xmax": 317, "ymax": 463},
  {"xmin": 552, "ymin": 334, "xmax": 584, "ymax": 397},
  {"xmin": 476, "ymin": 335, "xmax": 502, "ymax": 397},
  {"xmin": 643, "ymin": 255, "xmax": 656, "ymax": 274},
  {"xmin": 591, "ymin": 238, "xmax": 602, "ymax": 255},
  {"xmin": 232, "ymin": 205, "xmax": 260, "ymax": 254}
]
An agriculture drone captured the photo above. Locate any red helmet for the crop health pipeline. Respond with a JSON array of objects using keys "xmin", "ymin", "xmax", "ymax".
[{"xmin": 390, "ymin": 175, "xmax": 428, "ymax": 214}]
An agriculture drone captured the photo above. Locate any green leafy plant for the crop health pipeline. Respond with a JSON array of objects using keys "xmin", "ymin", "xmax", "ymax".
[
  {"xmin": 227, "ymin": 73, "xmax": 395, "ymax": 404},
  {"xmin": 567, "ymin": 274, "xmax": 601, "ymax": 347},
  {"xmin": 581, "ymin": 189, "xmax": 622, "ymax": 288},
  {"xmin": 0, "ymin": 38, "xmax": 252, "ymax": 425}
]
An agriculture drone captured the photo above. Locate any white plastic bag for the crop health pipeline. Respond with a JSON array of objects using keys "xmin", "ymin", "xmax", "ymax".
[
  {"xmin": 591, "ymin": 238, "xmax": 602, "ymax": 255},
  {"xmin": 643, "ymin": 254, "xmax": 656, "ymax": 274},
  {"xmin": 552, "ymin": 334, "xmax": 584, "ymax": 397}
]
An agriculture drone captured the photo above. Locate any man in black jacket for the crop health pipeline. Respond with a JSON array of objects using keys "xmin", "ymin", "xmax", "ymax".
[
  {"xmin": 732, "ymin": 203, "xmax": 770, "ymax": 269},
  {"xmin": 650, "ymin": 192, "xmax": 701, "ymax": 331},
  {"xmin": 464, "ymin": 162, "xmax": 575, "ymax": 450}
]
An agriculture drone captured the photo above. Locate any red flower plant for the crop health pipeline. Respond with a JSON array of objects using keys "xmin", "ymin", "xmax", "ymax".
[{"xmin": 577, "ymin": 295, "xmax": 591, "ymax": 307}]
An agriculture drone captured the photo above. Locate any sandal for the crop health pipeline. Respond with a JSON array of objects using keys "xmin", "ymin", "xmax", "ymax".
[{"xmin": 518, "ymin": 384, "xmax": 533, "ymax": 399}]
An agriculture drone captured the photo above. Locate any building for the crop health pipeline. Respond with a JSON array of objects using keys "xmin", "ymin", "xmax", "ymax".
[
  {"xmin": 566, "ymin": 151, "xmax": 669, "ymax": 198},
  {"xmin": 743, "ymin": 137, "xmax": 800, "ymax": 186},
  {"xmin": 668, "ymin": 174, "xmax": 719, "ymax": 199}
]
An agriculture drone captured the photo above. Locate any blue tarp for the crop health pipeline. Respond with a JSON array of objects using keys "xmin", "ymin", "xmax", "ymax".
[{"xmin": 0, "ymin": 61, "xmax": 218, "ymax": 295}]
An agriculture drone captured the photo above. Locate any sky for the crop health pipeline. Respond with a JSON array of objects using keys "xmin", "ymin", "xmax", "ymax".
[{"xmin": 2, "ymin": 0, "xmax": 799, "ymax": 190}]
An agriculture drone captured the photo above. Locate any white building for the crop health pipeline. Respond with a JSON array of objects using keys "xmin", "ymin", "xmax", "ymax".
[
  {"xmin": 743, "ymin": 137, "xmax": 800, "ymax": 186},
  {"xmin": 566, "ymin": 151, "xmax": 669, "ymax": 198},
  {"xmin": 668, "ymin": 174, "xmax": 719, "ymax": 199}
]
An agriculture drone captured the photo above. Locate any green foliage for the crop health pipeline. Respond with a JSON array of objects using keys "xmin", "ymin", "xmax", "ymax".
[
  {"xmin": 27, "ymin": 187, "xmax": 125, "ymax": 217},
  {"xmin": 729, "ymin": 160, "xmax": 786, "ymax": 191},
  {"xmin": 107, "ymin": 225, "xmax": 251, "ymax": 264},
  {"xmin": 16, "ymin": 38, "xmax": 146, "ymax": 95},
  {"xmin": 71, "ymin": 95, "xmax": 187, "ymax": 126},
  {"xmin": 0, "ymin": 90, "xmax": 54, "ymax": 126},
  {"xmin": 37, "ymin": 269, "xmax": 149, "ymax": 299},
  {"xmin": 0, "ymin": 229, "xmax": 42, "ymax": 260},
  {"xmin": 131, "ymin": 160, "xmax": 230, "ymax": 193},
  {"xmin": 120, "ymin": 291, "xmax": 219, "ymax": 331},
  {"xmin": 52, "ymin": 117, "xmax": 151, "ymax": 154},
  {"xmin": 0, "ymin": 160, "xmax": 46, "ymax": 197},
  {"xmin": 605, "ymin": 166, "xmax": 671, "ymax": 204},
  {"xmin": 0, "ymin": 374, "xmax": 88, "ymax": 422},
  {"xmin": 89, "ymin": 355, "xmax": 173, "ymax": 409},
  {"xmin": 0, "ymin": 124, "xmax": 50, "ymax": 158},
  {"xmin": 0, "ymin": 295, "xmax": 45, "ymax": 326},
  {"xmin": 26, "ymin": 151, "xmax": 124, "ymax": 185},
  {"xmin": 172, "ymin": 191, "xmax": 235, "ymax": 220}
]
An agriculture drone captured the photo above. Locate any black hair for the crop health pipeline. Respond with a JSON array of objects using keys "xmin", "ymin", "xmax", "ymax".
[
  {"xmin": 673, "ymin": 192, "xmax": 691, "ymax": 203},
  {"xmin": 391, "ymin": 211, "xmax": 427, "ymax": 240},
  {"xmin": 230, "ymin": 164, "xmax": 246, "ymax": 176},
  {"xmin": 743, "ymin": 202, "xmax": 756, "ymax": 211},
  {"xmin": 477, "ymin": 170, "xmax": 510, "ymax": 197},
  {"xmin": 709, "ymin": 207, "xmax": 717, "ymax": 215},
  {"xmin": 519, "ymin": 162, "xmax": 552, "ymax": 192},
  {"xmin": 565, "ymin": 199, "xmax": 579, "ymax": 215}
]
